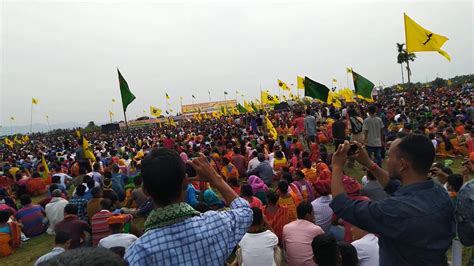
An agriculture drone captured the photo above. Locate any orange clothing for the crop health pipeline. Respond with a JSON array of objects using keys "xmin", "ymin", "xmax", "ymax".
[
  {"xmin": 301, "ymin": 168, "xmax": 318, "ymax": 185},
  {"xmin": 220, "ymin": 163, "xmax": 239, "ymax": 180},
  {"xmin": 278, "ymin": 194, "xmax": 297, "ymax": 222}
]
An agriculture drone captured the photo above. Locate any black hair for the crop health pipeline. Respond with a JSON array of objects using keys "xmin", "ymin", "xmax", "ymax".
[
  {"xmin": 294, "ymin": 170, "xmax": 305, "ymax": 180},
  {"xmin": 266, "ymin": 190, "xmax": 279, "ymax": 205},
  {"xmin": 240, "ymin": 184, "xmax": 253, "ymax": 197},
  {"xmin": 0, "ymin": 210, "xmax": 10, "ymax": 223},
  {"xmin": 297, "ymin": 201, "xmax": 313, "ymax": 219},
  {"xmin": 86, "ymin": 179, "xmax": 95, "ymax": 189},
  {"xmin": 52, "ymin": 175, "xmax": 61, "ymax": 184},
  {"xmin": 76, "ymin": 185, "xmax": 86, "ymax": 197},
  {"xmin": 257, "ymin": 153, "xmax": 265, "ymax": 162},
  {"xmin": 38, "ymin": 247, "xmax": 128, "ymax": 266},
  {"xmin": 91, "ymin": 187, "xmax": 102, "ymax": 197},
  {"xmin": 312, "ymin": 234, "xmax": 340, "ymax": 266},
  {"xmin": 64, "ymin": 204, "xmax": 78, "ymax": 215},
  {"xmin": 20, "ymin": 194, "xmax": 32, "ymax": 206},
  {"xmin": 396, "ymin": 134, "xmax": 435, "ymax": 175},
  {"xmin": 447, "ymin": 174, "xmax": 463, "ymax": 192},
  {"xmin": 337, "ymin": 241, "xmax": 359, "ymax": 266},
  {"xmin": 100, "ymin": 198, "xmax": 112, "ymax": 211},
  {"xmin": 367, "ymin": 171, "xmax": 376, "ymax": 181},
  {"xmin": 278, "ymin": 180, "xmax": 289, "ymax": 194},
  {"xmin": 55, "ymin": 231, "xmax": 71, "ymax": 244},
  {"xmin": 193, "ymin": 202, "xmax": 210, "ymax": 213},
  {"xmin": 141, "ymin": 148, "xmax": 186, "ymax": 205},
  {"xmin": 251, "ymin": 207, "xmax": 264, "ymax": 226},
  {"xmin": 93, "ymin": 163, "xmax": 100, "ymax": 171},
  {"xmin": 49, "ymin": 184, "xmax": 59, "ymax": 194},
  {"xmin": 368, "ymin": 105, "xmax": 377, "ymax": 114},
  {"xmin": 222, "ymin": 157, "xmax": 230, "ymax": 165},
  {"xmin": 134, "ymin": 175, "xmax": 142, "ymax": 186},
  {"xmin": 109, "ymin": 246, "xmax": 126, "ymax": 258},
  {"xmin": 227, "ymin": 177, "xmax": 239, "ymax": 187},
  {"xmin": 282, "ymin": 172, "xmax": 293, "ymax": 184}
]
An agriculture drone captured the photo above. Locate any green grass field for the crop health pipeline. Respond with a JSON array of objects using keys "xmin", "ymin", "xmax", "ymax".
[{"xmin": 2, "ymin": 155, "xmax": 473, "ymax": 265}]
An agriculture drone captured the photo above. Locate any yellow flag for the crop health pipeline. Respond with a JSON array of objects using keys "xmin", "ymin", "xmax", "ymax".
[
  {"xmin": 112, "ymin": 98, "xmax": 116, "ymax": 102},
  {"xmin": 32, "ymin": 98, "xmax": 39, "ymax": 105},
  {"xmin": 297, "ymin": 76, "xmax": 305, "ymax": 89},
  {"xmin": 41, "ymin": 155, "xmax": 49, "ymax": 179},
  {"xmin": 230, "ymin": 106, "xmax": 240, "ymax": 115},
  {"xmin": 180, "ymin": 96, "xmax": 183, "ymax": 101},
  {"xmin": 10, "ymin": 116, "xmax": 14, "ymax": 121},
  {"xmin": 244, "ymin": 100, "xmax": 254, "ymax": 113},
  {"xmin": 14, "ymin": 136, "xmax": 22, "ymax": 145},
  {"xmin": 150, "ymin": 106, "xmax": 162, "ymax": 117},
  {"xmin": 265, "ymin": 115, "xmax": 278, "ymax": 139},
  {"xmin": 447, "ymin": 80, "xmax": 452, "ymax": 86},
  {"xmin": 165, "ymin": 93, "xmax": 170, "ymax": 100},
  {"xmin": 346, "ymin": 68, "xmax": 353, "ymax": 74},
  {"xmin": 332, "ymin": 79, "xmax": 338, "ymax": 84},
  {"xmin": 22, "ymin": 135, "xmax": 30, "ymax": 143},
  {"xmin": 278, "ymin": 79, "xmax": 291, "ymax": 91},
  {"xmin": 169, "ymin": 118, "xmax": 177, "ymax": 127},
  {"xmin": 404, "ymin": 13, "xmax": 450, "ymax": 61},
  {"xmin": 75, "ymin": 129, "xmax": 81, "ymax": 138},
  {"xmin": 212, "ymin": 111, "xmax": 221, "ymax": 119},
  {"xmin": 4, "ymin": 138, "xmax": 13, "ymax": 149},
  {"xmin": 261, "ymin": 91, "xmax": 279, "ymax": 105},
  {"xmin": 82, "ymin": 137, "xmax": 96, "ymax": 162}
]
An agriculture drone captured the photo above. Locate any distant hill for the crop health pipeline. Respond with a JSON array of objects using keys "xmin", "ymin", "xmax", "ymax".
[{"xmin": 0, "ymin": 122, "xmax": 85, "ymax": 136}]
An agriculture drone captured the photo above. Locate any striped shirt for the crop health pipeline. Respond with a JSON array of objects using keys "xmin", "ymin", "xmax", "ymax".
[
  {"xmin": 15, "ymin": 204, "xmax": 46, "ymax": 237},
  {"xmin": 91, "ymin": 210, "xmax": 113, "ymax": 247}
]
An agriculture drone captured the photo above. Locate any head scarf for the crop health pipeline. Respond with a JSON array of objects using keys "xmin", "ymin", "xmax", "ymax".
[
  {"xmin": 203, "ymin": 189, "xmax": 222, "ymax": 206},
  {"xmin": 107, "ymin": 214, "xmax": 129, "ymax": 225},
  {"xmin": 314, "ymin": 180, "xmax": 331, "ymax": 195},
  {"xmin": 342, "ymin": 175, "xmax": 361, "ymax": 196},
  {"xmin": 180, "ymin": 152, "xmax": 189, "ymax": 162},
  {"xmin": 248, "ymin": 175, "xmax": 268, "ymax": 194}
]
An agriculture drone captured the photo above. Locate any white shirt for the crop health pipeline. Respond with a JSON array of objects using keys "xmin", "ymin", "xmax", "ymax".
[
  {"xmin": 351, "ymin": 233, "xmax": 379, "ymax": 266},
  {"xmin": 247, "ymin": 157, "xmax": 260, "ymax": 171},
  {"xmin": 239, "ymin": 230, "xmax": 278, "ymax": 266},
  {"xmin": 34, "ymin": 247, "xmax": 65, "ymax": 266},
  {"xmin": 45, "ymin": 197, "xmax": 69, "ymax": 235},
  {"xmin": 98, "ymin": 233, "xmax": 138, "ymax": 249}
]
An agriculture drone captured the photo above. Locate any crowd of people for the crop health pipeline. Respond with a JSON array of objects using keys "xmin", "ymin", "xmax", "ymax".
[{"xmin": 0, "ymin": 84, "xmax": 473, "ymax": 265}]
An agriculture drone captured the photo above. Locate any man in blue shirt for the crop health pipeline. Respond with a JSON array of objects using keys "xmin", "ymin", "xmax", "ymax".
[
  {"xmin": 125, "ymin": 148, "xmax": 253, "ymax": 265},
  {"xmin": 330, "ymin": 134, "xmax": 453, "ymax": 266}
]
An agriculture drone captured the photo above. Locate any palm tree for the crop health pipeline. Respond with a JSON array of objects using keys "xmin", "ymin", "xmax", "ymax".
[
  {"xmin": 396, "ymin": 43, "xmax": 416, "ymax": 89},
  {"xmin": 396, "ymin": 43, "xmax": 405, "ymax": 85}
]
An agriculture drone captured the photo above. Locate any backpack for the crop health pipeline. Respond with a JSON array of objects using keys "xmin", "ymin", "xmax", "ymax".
[
  {"xmin": 454, "ymin": 179, "xmax": 474, "ymax": 246},
  {"xmin": 350, "ymin": 117, "xmax": 363, "ymax": 135}
]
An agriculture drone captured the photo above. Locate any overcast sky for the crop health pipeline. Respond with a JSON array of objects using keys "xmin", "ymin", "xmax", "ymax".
[{"xmin": 1, "ymin": 0, "xmax": 473, "ymax": 126}]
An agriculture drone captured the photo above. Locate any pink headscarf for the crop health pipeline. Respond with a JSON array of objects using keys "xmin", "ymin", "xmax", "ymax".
[
  {"xmin": 248, "ymin": 175, "xmax": 268, "ymax": 194},
  {"xmin": 180, "ymin": 152, "xmax": 189, "ymax": 162}
]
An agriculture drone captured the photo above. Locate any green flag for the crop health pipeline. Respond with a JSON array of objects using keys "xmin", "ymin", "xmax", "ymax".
[
  {"xmin": 224, "ymin": 91, "xmax": 228, "ymax": 95},
  {"xmin": 237, "ymin": 103, "xmax": 247, "ymax": 114},
  {"xmin": 351, "ymin": 70, "xmax": 374, "ymax": 102},
  {"xmin": 251, "ymin": 101, "xmax": 260, "ymax": 112},
  {"xmin": 304, "ymin": 77, "xmax": 329, "ymax": 102},
  {"xmin": 117, "ymin": 69, "xmax": 136, "ymax": 112}
]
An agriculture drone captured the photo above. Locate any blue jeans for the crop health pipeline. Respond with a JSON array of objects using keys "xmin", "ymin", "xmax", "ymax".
[{"xmin": 366, "ymin": 146, "xmax": 382, "ymax": 166}]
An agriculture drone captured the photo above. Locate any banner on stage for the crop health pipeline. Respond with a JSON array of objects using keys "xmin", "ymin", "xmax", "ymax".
[{"xmin": 181, "ymin": 100, "xmax": 237, "ymax": 114}]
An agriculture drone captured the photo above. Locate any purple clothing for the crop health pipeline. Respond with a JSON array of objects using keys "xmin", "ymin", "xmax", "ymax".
[
  {"xmin": 15, "ymin": 204, "xmax": 47, "ymax": 237},
  {"xmin": 293, "ymin": 179, "xmax": 315, "ymax": 202},
  {"xmin": 248, "ymin": 175, "xmax": 268, "ymax": 194},
  {"xmin": 231, "ymin": 154, "xmax": 247, "ymax": 177}
]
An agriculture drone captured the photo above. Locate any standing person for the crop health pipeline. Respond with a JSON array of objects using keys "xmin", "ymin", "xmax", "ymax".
[
  {"xmin": 125, "ymin": 149, "xmax": 252, "ymax": 265},
  {"xmin": 347, "ymin": 108, "xmax": 364, "ymax": 144},
  {"xmin": 363, "ymin": 105, "xmax": 384, "ymax": 166},
  {"xmin": 283, "ymin": 202, "xmax": 325, "ymax": 266},
  {"xmin": 332, "ymin": 113, "xmax": 346, "ymax": 149},
  {"xmin": 15, "ymin": 195, "xmax": 47, "ymax": 237},
  {"xmin": 45, "ymin": 189, "xmax": 69, "ymax": 235},
  {"xmin": 330, "ymin": 135, "xmax": 454, "ymax": 265},
  {"xmin": 98, "ymin": 215, "xmax": 137, "ymax": 249},
  {"xmin": 238, "ymin": 207, "xmax": 279, "ymax": 266},
  {"xmin": 34, "ymin": 231, "xmax": 71, "ymax": 266},
  {"xmin": 304, "ymin": 109, "xmax": 317, "ymax": 143},
  {"xmin": 55, "ymin": 204, "xmax": 91, "ymax": 249}
]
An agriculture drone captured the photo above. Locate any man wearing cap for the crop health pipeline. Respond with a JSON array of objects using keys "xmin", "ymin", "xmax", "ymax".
[{"xmin": 97, "ymin": 214, "xmax": 137, "ymax": 250}]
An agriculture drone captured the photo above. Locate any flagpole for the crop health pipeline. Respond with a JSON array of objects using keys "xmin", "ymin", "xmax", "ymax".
[
  {"xmin": 208, "ymin": 90, "xmax": 211, "ymax": 102},
  {"xmin": 10, "ymin": 118, "xmax": 13, "ymax": 136},
  {"xmin": 123, "ymin": 109, "xmax": 130, "ymax": 133},
  {"xmin": 30, "ymin": 102, "xmax": 33, "ymax": 134},
  {"xmin": 260, "ymin": 85, "xmax": 264, "ymax": 110},
  {"xmin": 46, "ymin": 115, "xmax": 51, "ymax": 132},
  {"xmin": 180, "ymin": 98, "xmax": 183, "ymax": 114}
]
